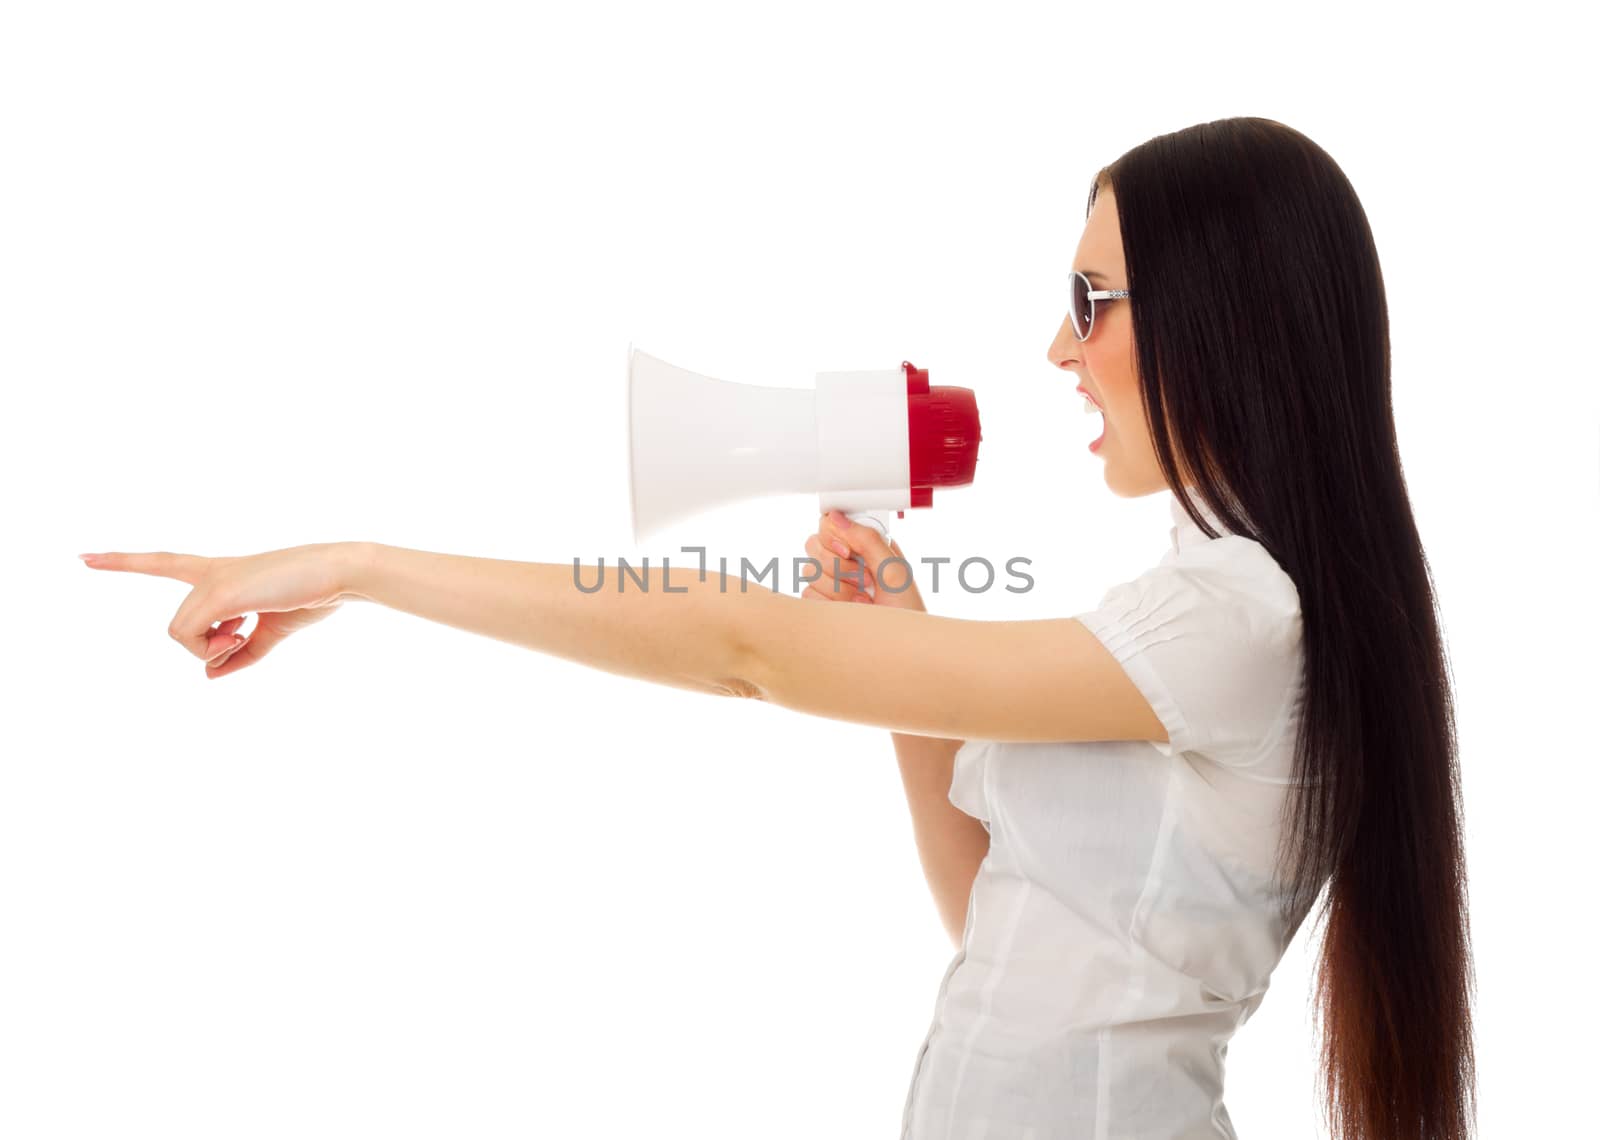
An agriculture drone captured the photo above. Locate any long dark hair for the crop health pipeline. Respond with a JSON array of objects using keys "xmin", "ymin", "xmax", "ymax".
[{"xmin": 1091, "ymin": 118, "xmax": 1476, "ymax": 1139}]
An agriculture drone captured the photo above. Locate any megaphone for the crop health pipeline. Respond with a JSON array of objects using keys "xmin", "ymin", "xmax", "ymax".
[{"xmin": 627, "ymin": 345, "xmax": 983, "ymax": 548}]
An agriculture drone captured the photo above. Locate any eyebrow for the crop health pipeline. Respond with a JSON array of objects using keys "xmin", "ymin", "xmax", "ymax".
[{"xmin": 1077, "ymin": 269, "xmax": 1112, "ymax": 284}]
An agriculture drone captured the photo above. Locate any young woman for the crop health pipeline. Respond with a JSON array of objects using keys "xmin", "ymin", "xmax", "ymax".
[{"xmin": 80, "ymin": 117, "xmax": 1475, "ymax": 1140}]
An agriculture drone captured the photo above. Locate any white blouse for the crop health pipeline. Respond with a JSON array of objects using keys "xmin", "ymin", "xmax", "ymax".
[{"xmin": 899, "ymin": 490, "xmax": 1315, "ymax": 1140}]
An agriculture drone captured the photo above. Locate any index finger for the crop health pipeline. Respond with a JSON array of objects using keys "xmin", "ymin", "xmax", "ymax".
[
  {"xmin": 78, "ymin": 551, "xmax": 211, "ymax": 584},
  {"xmin": 818, "ymin": 510, "xmax": 853, "ymax": 547}
]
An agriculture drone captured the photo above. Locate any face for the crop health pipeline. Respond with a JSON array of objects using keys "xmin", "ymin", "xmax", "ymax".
[{"xmin": 1047, "ymin": 185, "xmax": 1185, "ymax": 497}]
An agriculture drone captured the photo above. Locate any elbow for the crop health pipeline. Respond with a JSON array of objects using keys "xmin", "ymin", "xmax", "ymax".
[
  {"xmin": 716, "ymin": 623, "xmax": 772, "ymax": 702},
  {"xmin": 712, "ymin": 674, "xmax": 768, "ymax": 701}
]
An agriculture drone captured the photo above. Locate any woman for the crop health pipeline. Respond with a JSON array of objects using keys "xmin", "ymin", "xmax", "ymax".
[{"xmin": 79, "ymin": 117, "xmax": 1475, "ymax": 1140}]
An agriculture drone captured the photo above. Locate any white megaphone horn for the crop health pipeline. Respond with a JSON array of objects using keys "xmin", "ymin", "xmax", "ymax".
[{"xmin": 627, "ymin": 344, "xmax": 982, "ymax": 549}]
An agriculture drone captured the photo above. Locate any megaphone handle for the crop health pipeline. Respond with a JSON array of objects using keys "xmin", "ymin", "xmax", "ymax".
[
  {"xmin": 845, "ymin": 509, "xmax": 896, "ymax": 599},
  {"xmin": 847, "ymin": 510, "xmax": 894, "ymax": 544}
]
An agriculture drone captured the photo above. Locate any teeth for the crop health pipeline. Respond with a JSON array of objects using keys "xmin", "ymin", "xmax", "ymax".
[{"xmin": 1082, "ymin": 395, "xmax": 1101, "ymax": 414}]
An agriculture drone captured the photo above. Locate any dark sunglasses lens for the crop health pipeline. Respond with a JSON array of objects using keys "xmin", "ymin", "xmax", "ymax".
[{"xmin": 1071, "ymin": 272, "xmax": 1091, "ymax": 340}]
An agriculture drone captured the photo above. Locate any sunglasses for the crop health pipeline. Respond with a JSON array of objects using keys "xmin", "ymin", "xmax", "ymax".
[{"xmin": 1069, "ymin": 270, "xmax": 1131, "ymax": 343}]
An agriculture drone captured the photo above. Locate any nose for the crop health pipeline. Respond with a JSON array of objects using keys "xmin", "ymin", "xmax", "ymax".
[{"xmin": 1046, "ymin": 312, "xmax": 1080, "ymax": 372}]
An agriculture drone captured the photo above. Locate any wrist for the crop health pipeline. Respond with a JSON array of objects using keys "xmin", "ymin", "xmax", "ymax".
[{"xmin": 334, "ymin": 540, "xmax": 383, "ymax": 602}]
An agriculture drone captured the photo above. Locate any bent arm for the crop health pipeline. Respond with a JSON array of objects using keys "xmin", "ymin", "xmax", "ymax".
[{"xmin": 894, "ymin": 732, "xmax": 988, "ymax": 948}]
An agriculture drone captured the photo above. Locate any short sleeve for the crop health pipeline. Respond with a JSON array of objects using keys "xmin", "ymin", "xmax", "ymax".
[{"xmin": 1072, "ymin": 539, "xmax": 1302, "ymax": 764}]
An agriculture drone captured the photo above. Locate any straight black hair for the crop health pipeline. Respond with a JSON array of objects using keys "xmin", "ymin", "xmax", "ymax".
[{"xmin": 1091, "ymin": 117, "xmax": 1476, "ymax": 1140}]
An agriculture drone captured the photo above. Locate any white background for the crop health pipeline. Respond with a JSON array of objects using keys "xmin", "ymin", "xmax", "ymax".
[{"xmin": 4, "ymin": 2, "xmax": 1595, "ymax": 1137}]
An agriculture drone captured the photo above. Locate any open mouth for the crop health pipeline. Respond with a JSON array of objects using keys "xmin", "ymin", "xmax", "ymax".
[{"xmin": 1081, "ymin": 390, "xmax": 1106, "ymax": 450}]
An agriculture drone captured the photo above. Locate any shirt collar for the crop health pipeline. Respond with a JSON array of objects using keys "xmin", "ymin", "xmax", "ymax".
[{"xmin": 1169, "ymin": 488, "xmax": 1233, "ymax": 553}]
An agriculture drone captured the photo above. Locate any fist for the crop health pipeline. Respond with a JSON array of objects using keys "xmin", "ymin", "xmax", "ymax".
[{"xmin": 801, "ymin": 510, "xmax": 925, "ymax": 613}]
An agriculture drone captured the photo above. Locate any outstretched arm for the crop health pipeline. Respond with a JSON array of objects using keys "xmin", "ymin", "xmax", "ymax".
[
  {"xmin": 342, "ymin": 542, "xmax": 764, "ymax": 700},
  {"xmin": 81, "ymin": 539, "xmax": 1168, "ymax": 746},
  {"xmin": 344, "ymin": 542, "xmax": 1168, "ymax": 745}
]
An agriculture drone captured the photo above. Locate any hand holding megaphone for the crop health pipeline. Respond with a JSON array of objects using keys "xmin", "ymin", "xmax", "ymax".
[
  {"xmin": 627, "ymin": 346, "xmax": 983, "ymax": 548},
  {"xmin": 806, "ymin": 509, "xmax": 927, "ymax": 610}
]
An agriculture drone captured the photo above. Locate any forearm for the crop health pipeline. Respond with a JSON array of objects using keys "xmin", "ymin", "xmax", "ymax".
[
  {"xmin": 339, "ymin": 542, "xmax": 760, "ymax": 698},
  {"xmin": 893, "ymin": 732, "xmax": 990, "ymax": 947}
]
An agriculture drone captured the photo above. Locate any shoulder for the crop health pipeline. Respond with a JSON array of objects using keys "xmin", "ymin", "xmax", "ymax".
[
  {"xmin": 1075, "ymin": 536, "xmax": 1302, "ymax": 763},
  {"xmin": 1166, "ymin": 534, "xmax": 1299, "ymax": 626}
]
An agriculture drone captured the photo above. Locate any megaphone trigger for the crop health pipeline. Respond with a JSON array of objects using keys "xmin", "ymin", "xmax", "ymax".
[
  {"xmin": 846, "ymin": 509, "xmax": 894, "ymax": 547},
  {"xmin": 840, "ymin": 509, "xmax": 899, "ymax": 601}
]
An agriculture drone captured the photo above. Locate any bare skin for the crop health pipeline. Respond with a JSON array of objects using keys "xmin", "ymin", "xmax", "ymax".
[
  {"xmin": 75, "ymin": 179, "xmax": 1177, "ymax": 750},
  {"xmin": 798, "ymin": 182, "xmax": 1179, "ymax": 941},
  {"xmin": 801, "ymin": 519, "xmax": 987, "ymax": 947},
  {"xmin": 1047, "ymin": 182, "xmax": 1193, "ymax": 496}
]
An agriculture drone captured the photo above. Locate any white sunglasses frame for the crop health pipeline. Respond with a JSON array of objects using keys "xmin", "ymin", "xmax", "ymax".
[{"xmin": 1070, "ymin": 269, "xmax": 1131, "ymax": 342}]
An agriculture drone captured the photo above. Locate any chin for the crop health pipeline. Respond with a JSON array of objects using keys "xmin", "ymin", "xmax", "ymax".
[
  {"xmin": 1101, "ymin": 459, "xmax": 1165, "ymax": 499},
  {"xmin": 1100, "ymin": 464, "xmax": 1139, "ymax": 498}
]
